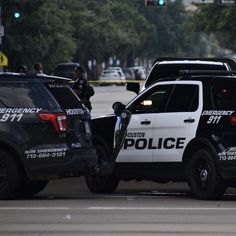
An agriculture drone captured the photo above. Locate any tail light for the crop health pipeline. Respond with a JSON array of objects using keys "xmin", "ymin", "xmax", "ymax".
[
  {"xmin": 230, "ymin": 114, "xmax": 236, "ymax": 124},
  {"xmin": 37, "ymin": 113, "xmax": 68, "ymax": 132}
]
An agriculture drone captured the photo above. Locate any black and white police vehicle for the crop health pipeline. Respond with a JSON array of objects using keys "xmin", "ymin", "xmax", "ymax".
[
  {"xmin": 87, "ymin": 70, "xmax": 236, "ymax": 200},
  {"xmin": 0, "ymin": 73, "xmax": 97, "ymax": 199}
]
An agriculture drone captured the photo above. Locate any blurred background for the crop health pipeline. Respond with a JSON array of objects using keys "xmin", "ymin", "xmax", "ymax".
[{"xmin": 0, "ymin": 0, "xmax": 235, "ymax": 80}]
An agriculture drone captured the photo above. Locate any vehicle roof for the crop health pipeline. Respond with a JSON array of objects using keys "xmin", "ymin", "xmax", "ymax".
[
  {"xmin": 122, "ymin": 67, "xmax": 133, "ymax": 71},
  {"xmin": 0, "ymin": 72, "xmax": 72, "ymax": 83},
  {"xmin": 102, "ymin": 69, "xmax": 119, "ymax": 73},
  {"xmin": 106, "ymin": 67, "xmax": 123, "ymax": 71},
  {"xmin": 158, "ymin": 60, "xmax": 224, "ymax": 65},
  {"xmin": 130, "ymin": 66, "xmax": 145, "ymax": 69},
  {"xmin": 56, "ymin": 62, "xmax": 79, "ymax": 66},
  {"xmin": 152, "ymin": 57, "xmax": 236, "ymax": 69}
]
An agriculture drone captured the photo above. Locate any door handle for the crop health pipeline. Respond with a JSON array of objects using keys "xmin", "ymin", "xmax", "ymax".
[
  {"xmin": 141, "ymin": 120, "xmax": 151, "ymax": 125},
  {"xmin": 184, "ymin": 118, "xmax": 195, "ymax": 123}
]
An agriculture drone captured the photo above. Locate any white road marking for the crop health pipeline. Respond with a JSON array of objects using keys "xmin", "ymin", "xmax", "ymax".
[
  {"xmin": 1, "ymin": 206, "xmax": 236, "ymax": 211},
  {"xmin": 88, "ymin": 207, "xmax": 236, "ymax": 210},
  {"xmin": 0, "ymin": 207, "xmax": 69, "ymax": 210}
]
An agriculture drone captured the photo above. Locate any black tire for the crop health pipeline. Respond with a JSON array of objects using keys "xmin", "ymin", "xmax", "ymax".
[
  {"xmin": 0, "ymin": 150, "xmax": 21, "ymax": 199},
  {"xmin": 16, "ymin": 178, "xmax": 49, "ymax": 197},
  {"xmin": 186, "ymin": 149, "xmax": 226, "ymax": 200},
  {"xmin": 85, "ymin": 143, "xmax": 119, "ymax": 194}
]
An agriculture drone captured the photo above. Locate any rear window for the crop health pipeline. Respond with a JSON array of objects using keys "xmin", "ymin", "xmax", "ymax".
[
  {"xmin": 46, "ymin": 83, "xmax": 83, "ymax": 109},
  {"xmin": 0, "ymin": 82, "xmax": 58, "ymax": 108},
  {"xmin": 212, "ymin": 83, "xmax": 236, "ymax": 109}
]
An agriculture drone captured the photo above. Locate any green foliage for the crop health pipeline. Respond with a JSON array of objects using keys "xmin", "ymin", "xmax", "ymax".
[
  {"xmin": 3, "ymin": 0, "xmax": 224, "ymax": 72},
  {"xmin": 188, "ymin": 3, "xmax": 236, "ymax": 53},
  {"xmin": 4, "ymin": 0, "xmax": 76, "ymax": 73},
  {"xmin": 138, "ymin": 0, "xmax": 208, "ymax": 58}
]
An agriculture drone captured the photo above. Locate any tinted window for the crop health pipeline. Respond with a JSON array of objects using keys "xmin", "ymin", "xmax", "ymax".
[
  {"xmin": 0, "ymin": 82, "xmax": 58, "ymax": 108},
  {"xmin": 165, "ymin": 84, "xmax": 199, "ymax": 112},
  {"xmin": 212, "ymin": 84, "xmax": 236, "ymax": 109},
  {"xmin": 46, "ymin": 83, "xmax": 83, "ymax": 109},
  {"xmin": 132, "ymin": 85, "xmax": 170, "ymax": 114},
  {"xmin": 147, "ymin": 64, "xmax": 227, "ymax": 87}
]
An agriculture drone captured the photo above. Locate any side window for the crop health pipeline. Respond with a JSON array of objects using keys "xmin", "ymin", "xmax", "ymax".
[
  {"xmin": 132, "ymin": 85, "xmax": 170, "ymax": 114},
  {"xmin": 165, "ymin": 84, "xmax": 199, "ymax": 112},
  {"xmin": 211, "ymin": 84, "xmax": 236, "ymax": 109}
]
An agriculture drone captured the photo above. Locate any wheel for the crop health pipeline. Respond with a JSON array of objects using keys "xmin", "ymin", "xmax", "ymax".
[
  {"xmin": 85, "ymin": 143, "xmax": 119, "ymax": 194},
  {"xmin": 16, "ymin": 177, "xmax": 49, "ymax": 197},
  {"xmin": 0, "ymin": 150, "xmax": 21, "ymax": 199},
  {"xmin": 186, "ymin": 149, "xmax": 226, "ymax": 200}
]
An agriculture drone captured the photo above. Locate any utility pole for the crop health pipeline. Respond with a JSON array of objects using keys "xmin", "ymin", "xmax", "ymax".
[
  {"xmin": 0, "ymin": 0, "xmax": 7, "ymax": 71},
  {"xmin": 0, "ymin": 6, "xmax": 2, "ymax": 50},
  {"xmin": 0, "ymin": 0, "xmax": 4, "ymax": 49}
]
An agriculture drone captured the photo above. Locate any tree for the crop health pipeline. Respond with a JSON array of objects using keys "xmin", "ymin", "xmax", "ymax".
[
  {"xmin": 4, "ymin": 0, "xmax": 76, "ymax": 73},
  {"xmin": 188, "ymin": 3, "xmax": 236, "ymax": 54},
  {"xmin": 69, "ymin": 0, "xmax": 154, "ymax": 67},
  {"xmin": 3, "ymin": 0, "xmax": 219, "ymax": 73},
  {"xmin": 110, "ymin": 1, "xmax": 156, "ymax": 66},
  {"xmin": 137, "ymin": 0, "xmax": 208, "ymax": 59}
]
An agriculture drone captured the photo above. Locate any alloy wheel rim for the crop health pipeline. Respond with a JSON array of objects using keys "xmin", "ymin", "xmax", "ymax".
[{"xmin": 194, "ymin": 159, "xmax": 210, "ymax": 191}]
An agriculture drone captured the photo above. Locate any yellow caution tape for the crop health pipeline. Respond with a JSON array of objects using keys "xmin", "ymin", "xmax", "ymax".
[{"xmin": 68, "ymin": 80, "xmax": 145, "ymax": 84}]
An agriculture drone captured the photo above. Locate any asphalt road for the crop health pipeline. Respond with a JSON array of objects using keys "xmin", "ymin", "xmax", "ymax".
[
  {"xmin": 90, "ymin": 84, "xmax": 136, "ymax": 117},
  {"xmin": 1, "ymin": 177, "xmax": 236, "ymax": 235},
  {"xmin": 1, "ymin": 85, "xmax": 236, "ymax": 236}
]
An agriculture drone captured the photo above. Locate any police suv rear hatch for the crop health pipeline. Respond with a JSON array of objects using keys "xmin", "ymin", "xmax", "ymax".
[{"xmin": 45, "ymin": 82, "xmax": 92, "ymax": 148}]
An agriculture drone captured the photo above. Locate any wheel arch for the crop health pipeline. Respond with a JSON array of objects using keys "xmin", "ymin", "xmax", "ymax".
[
  {"xmin": 182, "ymin": 137, "xmax": 219, "ymax": 170},
  {"xmin": 0, "ymin": 140, "xmax": 26, "ymax": 176}
]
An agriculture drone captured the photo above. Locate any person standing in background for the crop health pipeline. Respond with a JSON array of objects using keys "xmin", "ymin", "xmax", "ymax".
[
  {"xmin": 34, "ymin": 63, "xmax": 45, "ymax": 75},
  {"xmin": 17, "ymin": 65, "xmax": 27, "ymax": 73},
  {"xmin": 73, "ymin": 65, "xmax": 94, "ymax": 112}
]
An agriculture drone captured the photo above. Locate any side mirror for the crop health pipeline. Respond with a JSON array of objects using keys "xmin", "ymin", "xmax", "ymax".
[
  {"xmin": 112, "ymin": 102, "xmax": 126, "ymax": 116},
  {"xmin": 126, "ymin": 82, "xmax": 140, "ymax": 94}
]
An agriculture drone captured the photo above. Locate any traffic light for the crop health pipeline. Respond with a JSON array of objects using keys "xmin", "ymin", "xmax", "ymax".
[
  {"xmin": 13, "ymin": 11, "xmax": 21, "ymax": 19},
  {"xmin": 146, "ymin": 0, "xmax": 167, "ymax": 6}
]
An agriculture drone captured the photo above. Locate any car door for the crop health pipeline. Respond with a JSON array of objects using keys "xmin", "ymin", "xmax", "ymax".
[
  {"xmin": 116, "ymin": 84, "xmax": 172, "ymax": 163},
  {"xmin": 152, "ymin": 81, "xmax": 203, "ymax": 162}
]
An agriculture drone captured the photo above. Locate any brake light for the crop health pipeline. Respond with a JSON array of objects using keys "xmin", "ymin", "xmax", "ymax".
[
  {"xmin": 230, "ymin": 114, "xmax": 236, "ymax": 124},
  {"xmin": 37, "ymin": 113, "xmax": 68, "ymax": 132}
]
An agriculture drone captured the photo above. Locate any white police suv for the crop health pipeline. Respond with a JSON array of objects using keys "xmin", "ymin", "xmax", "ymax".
[{"xmin": 87, "ymin": 70, "xmax": 236, "ymax": 200}]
